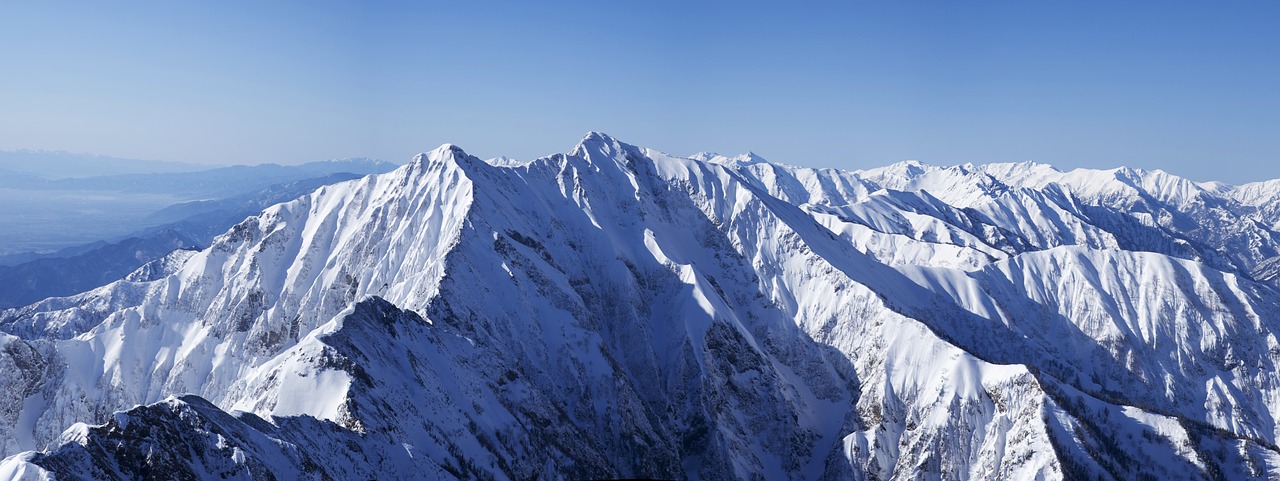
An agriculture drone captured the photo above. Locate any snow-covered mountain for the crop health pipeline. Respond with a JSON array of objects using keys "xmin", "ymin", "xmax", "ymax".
[{"xmin": 3, "ymin": 133, "xmax": 1280, "ymax": 480}]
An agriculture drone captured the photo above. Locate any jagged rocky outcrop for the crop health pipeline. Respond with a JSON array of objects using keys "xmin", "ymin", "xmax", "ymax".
[{"xmin": 3, "ymin": 133, "xmax": 1280, "ymax": 480}]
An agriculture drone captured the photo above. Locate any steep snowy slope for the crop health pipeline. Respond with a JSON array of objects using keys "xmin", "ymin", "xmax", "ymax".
[
  {"xmin": 3, "ymin": 134, "xmax": 1280, "ymax": 480},
  {"xmin": 901, "ymin": 248, "xmax": 1280, "ymax": 439}
]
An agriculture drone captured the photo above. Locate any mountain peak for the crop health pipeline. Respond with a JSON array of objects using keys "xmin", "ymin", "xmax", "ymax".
[
  {"xmin": 689, "ymin": 152, "xmax": 720, "ymax": 162},
  {"xmin": 433, "ymin": 143, "xmax": 467, "ymax": 157},
  {"xmin": 739, "ymin": 151, "xmax": 768, "ymax": 165},
  {"xmin": 410, "ymin": 143, "xmax": 471, "ymax": 167},
  {"xmin": 866, "ymin": 159, "xmax": 934, "ymax": 180},
  {"xmin": 574, "ymin": 131, "xmax": 630, "ymax": 152},
  {"xmin": 569, "ymin": 131, "xmax": 638, "ymax": 161},
  {"xmin": 484, "ymin": 155, "xmax": 527, "ymax": 167},
  {"xmin": 580, "ymin": 131, "xmax": 619, "ymax": 144}
]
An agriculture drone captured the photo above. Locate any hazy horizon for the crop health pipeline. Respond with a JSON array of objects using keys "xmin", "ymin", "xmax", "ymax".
[
  {"xmin": 6, "ymin": 134, "xmax": 1280, "ymax": 185},
  {"xmin": 2, "ymin": 2, "xmax": 1278, "ymax": 183},
  {"xmin": 0, "ymin": 148, "xmax": 396, "ymax": 169}
]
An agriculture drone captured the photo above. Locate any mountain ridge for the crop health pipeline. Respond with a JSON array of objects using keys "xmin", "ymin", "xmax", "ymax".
[{"xmin": 3, "ymin": 133, "xmax": 1280, "ymax": 480}]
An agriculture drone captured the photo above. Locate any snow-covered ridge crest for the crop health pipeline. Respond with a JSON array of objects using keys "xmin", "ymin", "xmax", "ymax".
[
  {"xmin": 693, "ymin": 151, "xmax": 771, "ymax": 168},
  {"xmin": 849, "ymin": 157, "xmax": 1280, "ymax": 280},
  {"xmin": 855, "ymin": 158, "xmax": 1232, "ymax": 210}
]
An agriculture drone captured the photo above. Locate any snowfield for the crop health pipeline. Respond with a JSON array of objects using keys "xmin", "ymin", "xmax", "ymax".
[{"xmin": 3, "ymin": 133, "xmax": 1280, "ymax": 480}]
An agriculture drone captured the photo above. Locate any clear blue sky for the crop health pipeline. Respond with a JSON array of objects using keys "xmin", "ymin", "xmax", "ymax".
[{"xmin": 1, "ymin": 1, "xmax": 1277, "ymax": 183}]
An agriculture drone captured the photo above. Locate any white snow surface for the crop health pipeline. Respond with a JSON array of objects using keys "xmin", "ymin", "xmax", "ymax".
[{"xmin": 2, "ymin": 133, "xmax": 1280, "ymax": 479}]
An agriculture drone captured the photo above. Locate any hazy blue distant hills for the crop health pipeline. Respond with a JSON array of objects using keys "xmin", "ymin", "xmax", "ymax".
[
  {"xmin": 0, "ymin": 158, "xmax": 397, "ymax": 198},
  {"xmin": 0, "ymin": 150, "xmax": 208, "ymax": 179},
  {"xmin": 0, "ymin": 167, "xmax": 47, "ymax": 185}
]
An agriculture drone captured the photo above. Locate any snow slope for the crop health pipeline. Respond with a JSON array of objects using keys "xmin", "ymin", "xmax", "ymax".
[{"xmin": 4, "ymin": 134, "xmax": 1280, "ymax": 480}]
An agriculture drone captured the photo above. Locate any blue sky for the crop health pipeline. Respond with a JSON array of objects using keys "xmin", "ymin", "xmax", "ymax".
[{"xmin": 1, "ymin": 1, "xmax": 1277, "ymax": 182}]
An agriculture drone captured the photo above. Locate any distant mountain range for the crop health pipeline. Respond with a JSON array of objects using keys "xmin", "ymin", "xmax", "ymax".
[
  {"xmin": 3, "ymin": 134, "xmax": 1280, "ymax": 479},
  {"xmin": 0, "ymin": 150, "xmax": 208, "ymax": 179},
  {"xmin": 0, "ymin": 155, "xmax": 397, "ymax": 197}
]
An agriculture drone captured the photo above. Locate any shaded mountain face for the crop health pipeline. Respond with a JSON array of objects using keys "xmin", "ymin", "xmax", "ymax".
[{"xmin": 3, "ymin": 134, "xmax": 1280, "ymax": 480}]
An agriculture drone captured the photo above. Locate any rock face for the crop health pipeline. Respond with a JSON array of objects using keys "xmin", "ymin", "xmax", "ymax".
[{"xmin": 3, "ymin": 133, "xmax": 1280, "ymax": 480}]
